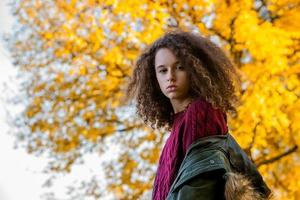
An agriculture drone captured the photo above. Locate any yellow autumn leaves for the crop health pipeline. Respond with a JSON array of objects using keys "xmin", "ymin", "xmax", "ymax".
[{"xmin": 8, "ymin": 0, "xmax": 300, "ymax": 199}]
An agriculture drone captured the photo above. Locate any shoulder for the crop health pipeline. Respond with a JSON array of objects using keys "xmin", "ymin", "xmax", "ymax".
[
  {"xmin": 185, "ymin": 96, "xmax": 221, "ymax": 120},
  {"xmin": 185, "ymin": 96, "xmax": 208, "ymax": 115},
  {"xmin": 186, "ymin": 96, "xmax": 227, "ymax": 123},
  {"xmin": 182, "ymin": 96, "xmax": 228, "ymax": 137}
]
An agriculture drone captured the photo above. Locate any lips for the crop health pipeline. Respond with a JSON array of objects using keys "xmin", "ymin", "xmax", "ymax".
[
  {"xmin": 167, "ymin": 84, "xmax": 177, "ymax": 89},
  {"xmin": 166, "ymin": 85, "xmax": 177, "ymax": 91}
]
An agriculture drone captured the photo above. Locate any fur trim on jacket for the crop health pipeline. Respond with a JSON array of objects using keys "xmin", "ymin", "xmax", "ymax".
[{"xmin": 224, "ymin": 172, "xmax": 272, "ymax": 200}]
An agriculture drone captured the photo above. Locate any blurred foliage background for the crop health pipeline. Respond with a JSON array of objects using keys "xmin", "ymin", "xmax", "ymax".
[{"xmin": 3, "ymin": 0, "xmax": 300, "ymax": 199}]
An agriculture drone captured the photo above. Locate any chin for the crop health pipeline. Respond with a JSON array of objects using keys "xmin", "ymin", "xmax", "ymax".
[{"xmin": 167, "ymin": 93, "xmax": 181, "ymax": 99}]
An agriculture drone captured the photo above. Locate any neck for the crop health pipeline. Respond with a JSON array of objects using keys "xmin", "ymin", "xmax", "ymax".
[{"xmin": 170, "ymin": 97, "xmax": 195, "ymax": 114}]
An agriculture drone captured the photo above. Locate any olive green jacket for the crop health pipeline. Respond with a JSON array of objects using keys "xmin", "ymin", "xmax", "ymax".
[{"xmin": 166, "ymin": 134, "xmax": 271, "ymax": 200}]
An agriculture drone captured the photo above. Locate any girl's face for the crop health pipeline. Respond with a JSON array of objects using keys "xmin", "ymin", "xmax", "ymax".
[{"xmin": 154, "ymin": 48, "xmax": 190, "ymax": 101}]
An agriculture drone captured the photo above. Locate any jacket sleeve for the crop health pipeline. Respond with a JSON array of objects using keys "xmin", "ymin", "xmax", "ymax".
[
  {"xmin": 175, "ymin": 169, "xmax": 225, "ymax": 200},
  {"xmin": 166, "ymin": 149, "xmax": 229, "ymax": 200}
]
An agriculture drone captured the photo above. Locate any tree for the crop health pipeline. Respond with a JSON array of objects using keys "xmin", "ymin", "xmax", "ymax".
[{"xmin": 5, "ymin": 0, "xmax": 300, "ymax": 199}]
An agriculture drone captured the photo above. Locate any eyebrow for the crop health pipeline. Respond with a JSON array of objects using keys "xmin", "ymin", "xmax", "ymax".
[{"xmin": 155, "ymin": 61, "xmax": 180, "ymax": 69}]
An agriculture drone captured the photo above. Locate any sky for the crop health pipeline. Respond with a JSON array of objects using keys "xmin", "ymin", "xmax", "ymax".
[
  {"xmin": 0, "ymin": 1, "xmax": 50, "ymax": 199},
  {"xmin": 0, "ymin": 1, "xmax": 114, "ymax": 200}
]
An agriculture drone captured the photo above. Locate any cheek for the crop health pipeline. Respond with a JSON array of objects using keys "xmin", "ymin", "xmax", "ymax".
[
  {"xmin": 180, "ymin": 72, "xmax": 189, "ymax": 85},
  {"xmin": 156, "ymin": 75, "xmax": 164, "ymax": 89},
  {"xmin": 182, "ymin": 75, "xmax": 191, "ymax": 92}
]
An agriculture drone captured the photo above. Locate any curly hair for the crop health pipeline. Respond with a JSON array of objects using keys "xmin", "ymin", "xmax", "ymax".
[{"xmin": 126, "ymin": 30, "xmax": 242, "ymax": 131}]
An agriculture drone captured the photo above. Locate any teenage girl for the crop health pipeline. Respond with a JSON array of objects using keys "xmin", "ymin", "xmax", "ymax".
[{"xmin": 126, "ymin": 30, "xmax": 271, "ymax": 200}]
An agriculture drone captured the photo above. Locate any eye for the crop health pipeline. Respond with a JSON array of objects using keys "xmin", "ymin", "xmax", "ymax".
[
  {"xmin": 177, "ymin": 64, "xmax": 184, "ymax": 70},
  {"xmin": 159, "ymin": 69, "xmax": 167, "ymax": 73}
]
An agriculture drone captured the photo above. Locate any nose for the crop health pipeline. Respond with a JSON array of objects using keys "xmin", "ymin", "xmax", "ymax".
[{"xmin": 167, "ymin": 69, "xmax": 176, "ymax": 82}]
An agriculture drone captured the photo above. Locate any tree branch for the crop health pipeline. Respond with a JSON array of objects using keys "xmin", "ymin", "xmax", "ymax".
[
  {"xmin": 244, "ymin": 120, "xmax": 261, "ymax": 162},
  {"xmin": 272, "ymin": 171, "xmax": 289, "ymax": 192},
  {"xmin": 257, "ymin": 145, "xmax": 298, "ymax": 167}
]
